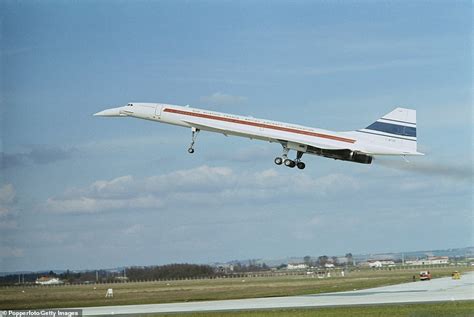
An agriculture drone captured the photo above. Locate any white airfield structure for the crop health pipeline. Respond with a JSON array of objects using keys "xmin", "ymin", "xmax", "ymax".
[{"xmin": 94, "ymin": 103, "xmax": 422, "ymax": 169}]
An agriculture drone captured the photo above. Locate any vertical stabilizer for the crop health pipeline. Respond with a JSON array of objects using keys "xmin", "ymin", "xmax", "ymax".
[{"xmin": 357, "ymin": 108, "xmax": 421, "ymax": 154}]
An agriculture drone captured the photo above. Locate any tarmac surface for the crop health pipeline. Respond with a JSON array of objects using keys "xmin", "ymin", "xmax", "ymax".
[{"xmin": 80, "ymin": 272, "xmax": 474, "ymax": 315}]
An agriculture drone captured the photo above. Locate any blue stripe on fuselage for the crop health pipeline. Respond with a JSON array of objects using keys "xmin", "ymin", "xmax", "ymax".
[{"xmin": 365, "ymin": 121, "xmax": 416, "ymax": 137}]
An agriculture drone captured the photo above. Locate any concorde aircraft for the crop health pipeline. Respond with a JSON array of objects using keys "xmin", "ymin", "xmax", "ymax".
[{"xmin": 94, "ymin": 103, "xmax": 422, "ymax": 169}]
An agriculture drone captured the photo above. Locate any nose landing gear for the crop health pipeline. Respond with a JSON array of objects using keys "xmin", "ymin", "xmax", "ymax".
[{"xmin": 188, "ymin": 127, "xmax": 200, "ymax": 154}]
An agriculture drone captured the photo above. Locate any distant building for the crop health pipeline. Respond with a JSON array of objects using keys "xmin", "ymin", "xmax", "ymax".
[
  {"xmin": 367, "ymin": 260, "xmax": 395, "ymax": 268},
  {"xmin": 215, "ymin": 264, "xmax": 234, "ymax": 274},
  {"xmin": 427, "ymin": 256, "xmax": 449, "ymax": 264},
  {"xmin": 406, "ymin": 256, "xmax": 449, "ymax": 266},
  {"xmin": 368, "ymin": 261, "xmax": 382, "ymax": 268},
  {"xmin": 35, "ymin": 277, "xmax": 63, "ymax": 285},
  {"xmin": 287, "ymin": 263, "xmax": 308, "ymax": 270},
  {"xmin": 324, "ymin": 263, "xmax": 335, "ymax": 268}
]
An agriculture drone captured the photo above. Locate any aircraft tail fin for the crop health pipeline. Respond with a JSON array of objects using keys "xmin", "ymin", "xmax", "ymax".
[{"xmin": 357, "ymin": 108, "xmax": 422, "ymax": 155}]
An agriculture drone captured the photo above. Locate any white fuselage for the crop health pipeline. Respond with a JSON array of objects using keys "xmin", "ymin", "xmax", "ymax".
[{"xmin": 94, "ymin": 102, "xmax": 422, "ymax": 163}]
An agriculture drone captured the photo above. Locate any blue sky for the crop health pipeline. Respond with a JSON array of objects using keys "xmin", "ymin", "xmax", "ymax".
[{"xmin": 0, "ymin": 1, "xmax": 472, "ymax": 272}]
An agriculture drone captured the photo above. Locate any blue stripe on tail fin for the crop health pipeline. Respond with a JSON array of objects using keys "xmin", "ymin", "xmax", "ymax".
[
  {"xmin": 352, "ymin": 107, "xmax": 421, "ymax": 155},
  {"xmin": 365, "ymin": 121, "xmax": 416, "ymax": 137}
]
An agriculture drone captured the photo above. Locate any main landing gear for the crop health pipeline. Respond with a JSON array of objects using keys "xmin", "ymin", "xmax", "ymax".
[
  {"xmin": 188, "ymin": 127, "xmax": 200, "ymax": 154},
  {"xmin": 274, "ymin": 146, "xmax": 306, "ymax": 170}
]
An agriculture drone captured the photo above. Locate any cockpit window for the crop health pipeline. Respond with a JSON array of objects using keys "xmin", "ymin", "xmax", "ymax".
[{"xmin": 128, "ymin": 103, "xmax": 133, "ymax": 107}]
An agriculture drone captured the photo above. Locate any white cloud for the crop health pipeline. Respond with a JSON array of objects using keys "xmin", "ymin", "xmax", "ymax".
[
  {"xmin": 309, "ymin": 216, "xmax": 323, "ymax": 226},
  {"xmin": 0, "ymin": 184, "xmax": 15, "ymax": 205},
  {"xmin": 200, "ymin": 92, "xmax": 247, "ymax": 106},
  {"xmin": 123, "ymin": 224, "xmax": 144, "ymax": 235},
  {"xmin": 1, "ymin": 146, "xmax": 76, "ymax": 169},
  {"xmin": 45, "ymin": 195, "xmax": 163, "ymax": 214},
  {"xmin": 90, "ymin": 175, "xmax": 134, "ymax": 198},
  {"xmin": 0, "ymin": 246, "xmax": 24, "ymax": 258},
  {"xmin": 44, "ymin": 166, "xmax": 360, "ymax": 214},
  {"xmin": 0, "ymin": 184, "xmax": 16, "ymax": 217},
  {"xmin": 36, "ymin": 232, "xmax": 69, "ymax": 244},
  {"xmin": 0, "ymin": 220, "xmax": 18, "ymax": 229}
]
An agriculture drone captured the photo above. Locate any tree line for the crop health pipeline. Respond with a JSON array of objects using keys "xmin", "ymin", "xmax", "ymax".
[
  {"xmin": 303, "ymin": 253, "xmax": 354, "ymax": 267},
  {"xmin": 127, "ymin": 263, "xmax": 215, "ymax": 280},
  {"xmin": 0, "ymin": 253, "xmax": 356, "ymax": 285},
  {"xmin": 0, "ymin": 264, "xmax": 217, "ymax": 285}
]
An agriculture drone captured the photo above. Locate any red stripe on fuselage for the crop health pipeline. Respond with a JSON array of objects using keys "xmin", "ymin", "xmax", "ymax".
[{"xmin": 163, "ymin": 108, "xmax": 356, "ymax": 144}]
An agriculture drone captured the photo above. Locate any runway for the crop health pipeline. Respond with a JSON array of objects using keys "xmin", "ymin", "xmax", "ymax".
[{"xmin": 81, "ymin": 272, "xmax": 474, "ymax": 315}]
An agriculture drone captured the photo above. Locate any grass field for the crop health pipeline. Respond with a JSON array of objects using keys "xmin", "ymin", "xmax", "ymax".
[
  {"xmin": 156, "ymin": 301, "xmax": 474, "ymax": 317},
  {"xmin": 0, "ymin": 267, "xmax": 472, "ymax": 310}
]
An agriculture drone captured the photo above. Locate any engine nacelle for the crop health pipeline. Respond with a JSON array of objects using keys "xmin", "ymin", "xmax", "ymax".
[
  {"xmin": 349, "ymin": 152, "xmax": 373, "ymax": 164},
  {"xmin": 306, "ymin": 147, "xmax": 373, "ymax": 164}
]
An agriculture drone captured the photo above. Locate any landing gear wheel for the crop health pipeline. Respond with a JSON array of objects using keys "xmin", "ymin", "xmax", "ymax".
[
  {"xmin": 188, "ymin": 148, "xmax": 195, "ymax": 154},
  {"xmin": 274, "ymin": 157, "xmax": 283, "ymax": 165},
  {"xmin": 284, "ymin": 159, "xmax": 295, "ymax": 168},
  {"xmin": 297, "ymin": 162, "xmax": 306, "ymax": 170}
]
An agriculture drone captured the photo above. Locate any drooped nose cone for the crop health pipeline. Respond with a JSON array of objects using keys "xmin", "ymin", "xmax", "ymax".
[{"xmin": 93, "ymin": 107, "xmax": 123, "ymax": 117}]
